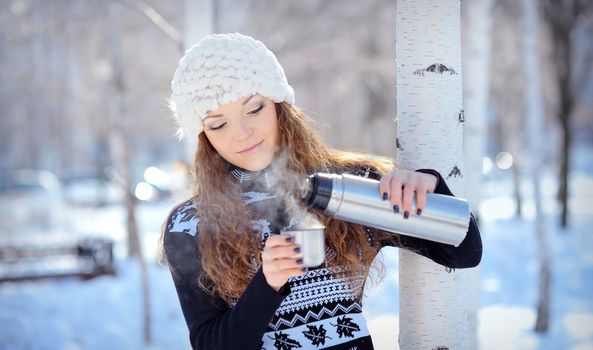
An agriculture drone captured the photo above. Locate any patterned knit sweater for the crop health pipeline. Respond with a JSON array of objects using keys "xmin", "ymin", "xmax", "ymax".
[{"xmin": 163, "ymin": 167, "xmax": 482, "ymax": 350}]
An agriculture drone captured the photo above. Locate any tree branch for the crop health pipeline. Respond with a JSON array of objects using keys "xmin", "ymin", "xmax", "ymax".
[{"xmin": 115, "ymin": 0, "xmax": 183, "ymax": 52}]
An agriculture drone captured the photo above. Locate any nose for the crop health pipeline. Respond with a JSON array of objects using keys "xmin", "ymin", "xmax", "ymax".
[{"xmin": 235, "ymin": 119, "xmax": 253, "ymax": 139}]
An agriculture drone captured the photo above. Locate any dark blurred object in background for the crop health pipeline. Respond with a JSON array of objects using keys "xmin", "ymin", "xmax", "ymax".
[
  {"xmin": 0, "ymin": 237, "xmax": 115, "ymax": 283},
  {"xmin": 0, "ymin": 169, "xmax": 63, "ymax": 238}
]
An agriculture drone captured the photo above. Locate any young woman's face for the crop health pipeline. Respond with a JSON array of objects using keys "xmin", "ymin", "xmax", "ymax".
[{"xmin": 203, "ymin": 95, "xmax": 279, "ymax": 171}]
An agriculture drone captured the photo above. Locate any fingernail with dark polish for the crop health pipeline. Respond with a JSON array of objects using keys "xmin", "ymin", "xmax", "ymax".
[
  {"xmin": 296, "ymin": 258, "xmax": 304, "ymax": 265},
  {"xmin": 382, "ymin": 192, "xmax": 388, "ymax": 200},
  {"xmin": 293, "ymin": 247, "xmax": 301, "ymax": 253},
  {"xmin": 393, "ymin": 204, "xmax": 400, "ymax": 213},
  {"xmin": 301, "ymin": 267, "xmax": 307, "ymax": 273},
  {"xmin": 404, "ymin": 211, "xmax": 409, "ymax": 219},
  {"xmin": 416, "ymin": 208, "xmax": 422, "ymax": 216},
  {"xmin": 285, "ymin": 236, "xmax": 293, "ymax": 243}
]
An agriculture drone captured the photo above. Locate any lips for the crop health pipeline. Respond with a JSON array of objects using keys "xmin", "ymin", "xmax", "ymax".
[{"xmin": 238, "ymin": 140, "xmax": 264, "ymax": 155}]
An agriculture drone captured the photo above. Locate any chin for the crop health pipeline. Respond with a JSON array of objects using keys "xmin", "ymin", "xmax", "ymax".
[
  {"xmin": 242, "ymin": 163, "xmax": 268, "ymax": 172},
  {"xmin": 239, "ymin": 157, "xmax": 273, "ymax": 172}
]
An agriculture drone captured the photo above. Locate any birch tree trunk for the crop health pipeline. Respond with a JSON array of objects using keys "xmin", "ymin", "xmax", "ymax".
[
  {"xmin": 523, "ymin": 0, "xmax": 550, "ymax": 332},
  {"xmin": 396, "ymin": 1, "xmax": 471, "ymax": 348},
  {"xmin": 461, "ymin": 0, "xmax": 492, "ymax": 348}
]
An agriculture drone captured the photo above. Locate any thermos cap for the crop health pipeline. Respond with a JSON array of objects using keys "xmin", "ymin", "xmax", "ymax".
[{"xmin": 302, "ymin": 173, "xmax": 332, "ymax": 211}]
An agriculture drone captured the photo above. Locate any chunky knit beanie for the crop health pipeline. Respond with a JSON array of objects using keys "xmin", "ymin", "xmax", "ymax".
[{"xmin": 170, "ymin": 32, "xmax": 295, "ymax": 143}]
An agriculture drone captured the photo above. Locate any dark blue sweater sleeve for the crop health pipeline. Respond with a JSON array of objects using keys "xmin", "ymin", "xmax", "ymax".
[
  {"xmin": 380, "ymin": 169, "xmax": 483, "ymax": 269},
  {"xmin": 163, "ymin": 214, "xmax": 289, "ymax": 350}
]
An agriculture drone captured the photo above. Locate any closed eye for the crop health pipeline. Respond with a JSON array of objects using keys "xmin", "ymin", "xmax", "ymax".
[
  {"xmin": 247, "ymin": 103, "xmax": 265, "ymax": 115},
  {"xmin": 208, "ymin": 122, "xmax": 227, "ymax": 131}
]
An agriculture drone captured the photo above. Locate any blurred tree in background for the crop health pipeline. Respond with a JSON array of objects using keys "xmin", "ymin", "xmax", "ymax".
[
  {"xmin": 1, "ymin": 0, "xmax": 592, "ymax": 348},
  {"xmin": 0, "ymin": 0, "xmax": 592, "ymax": 222},
  {"xmin": 541, "ymin": 0, "xmax": 593, "ymax": 228}
]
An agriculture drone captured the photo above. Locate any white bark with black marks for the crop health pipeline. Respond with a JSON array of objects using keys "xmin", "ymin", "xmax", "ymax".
[{"xmin": 396, "ymin": 0, "xmax": 472, "ymax": 348}]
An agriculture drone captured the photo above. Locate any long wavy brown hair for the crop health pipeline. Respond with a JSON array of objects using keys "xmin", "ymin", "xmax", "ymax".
[{"xmin": 162, "ymin": 102, "xmax": 399, "ymax": 304}]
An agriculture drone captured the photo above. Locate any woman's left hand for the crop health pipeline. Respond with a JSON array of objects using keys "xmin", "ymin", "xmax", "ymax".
[{"xmin": 379, "ymin": 169, "xmax": 438, "ymax": 219}]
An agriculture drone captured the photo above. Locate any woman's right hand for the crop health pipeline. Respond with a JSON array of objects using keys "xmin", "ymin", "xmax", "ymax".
[{"xmin": 261, "ymin": 235, "xmax": 306, "ymax": 291}]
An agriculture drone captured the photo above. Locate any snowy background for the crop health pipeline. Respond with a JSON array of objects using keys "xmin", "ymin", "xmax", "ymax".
[
  {"xmin": 0, "ymin": 144, "xmax": 591, "ymax": 350},
  {"xmin": 1, "ymin": 0, "xmax": 592, "ymax": 349}
]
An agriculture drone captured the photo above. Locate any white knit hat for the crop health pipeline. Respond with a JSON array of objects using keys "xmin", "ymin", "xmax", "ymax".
[{"xmin": 170, "ymin": 32, "xmax": 295, "ymax": 144}]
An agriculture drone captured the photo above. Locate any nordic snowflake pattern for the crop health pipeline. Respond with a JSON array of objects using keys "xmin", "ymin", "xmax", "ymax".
[
  {"xmin": 169, "ymin": 168, "xmax": 376, "ymax": 349},
  {"xmin": 261, "ymin": 312, "xmax": 368, "ymax": 349},
  {"xmin": 167, "ymin": 200, "xmax": 199, "ymax": 236}
]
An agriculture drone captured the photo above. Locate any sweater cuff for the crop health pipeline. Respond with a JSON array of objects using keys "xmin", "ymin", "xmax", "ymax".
[
  {"xmin": 248, "ymin": 268, "xmax": 291, "ymax": 300},
  {"xmin": 277, "ymin": 283, "xmax": 291, "ymax": 296},
  {"xmin": 415, "ymin": 168, "xmax": 454, "ymax": 196}
]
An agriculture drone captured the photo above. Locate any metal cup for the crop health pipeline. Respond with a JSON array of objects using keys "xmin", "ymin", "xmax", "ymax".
[{"xmin": 281, "ymin": 227, "xmax": 326, "ymax": 267}]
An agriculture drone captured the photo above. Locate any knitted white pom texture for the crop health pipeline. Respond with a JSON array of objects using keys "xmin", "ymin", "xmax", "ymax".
[{"xmin": 170, "ymin": 32, "xmax": 295, "ymax": 143}]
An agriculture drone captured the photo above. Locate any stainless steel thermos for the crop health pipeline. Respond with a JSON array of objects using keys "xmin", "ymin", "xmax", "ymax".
[{"xmin": 301, "ymin": 172, "xmax": 471, "ymax": 247}]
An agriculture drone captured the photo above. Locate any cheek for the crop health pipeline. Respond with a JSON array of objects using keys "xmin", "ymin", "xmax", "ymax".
[
  {"xmin": 204, "ymin": 132, "xmax": 229, "ymax": 157},
  {"xmin": 271, "ymin": 122, "xmax": 280, "ymax": 145},
  {"xmin": 265, "ymin": 112, "xmax": 280, "ymax": 140}
]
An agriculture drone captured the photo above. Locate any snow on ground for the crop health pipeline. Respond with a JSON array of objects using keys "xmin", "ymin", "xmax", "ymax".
[
  {"xmin": 364, "ymin": 144, "xmax": 593, "ymax": 350},
  {"xmin": 1, "ymin": 144, "xmax": 592, "ymax": 349}
]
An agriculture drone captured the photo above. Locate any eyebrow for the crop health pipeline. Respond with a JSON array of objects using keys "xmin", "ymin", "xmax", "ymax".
[
  {"xmin": 203, "ymin": 95, "xmax": 256, "ymax": 120},
  {"xmin": 241, "ymin": 95, "xmax": 255, "ymax": 105}
]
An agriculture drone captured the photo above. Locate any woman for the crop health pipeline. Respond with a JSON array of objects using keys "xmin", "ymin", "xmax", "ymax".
[{"xmin": 161, "ymin": 33, "xmax": 482, "ymax": 350}]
